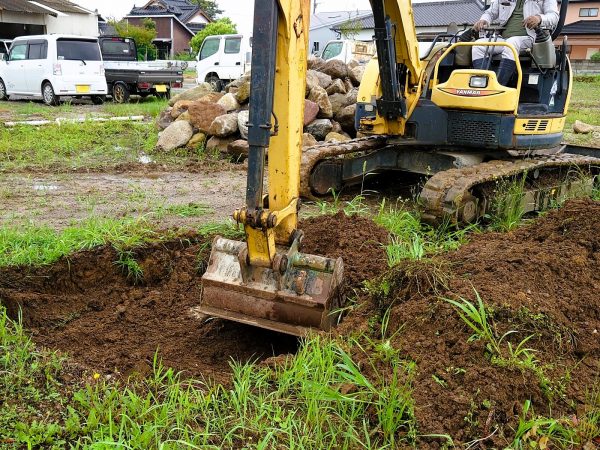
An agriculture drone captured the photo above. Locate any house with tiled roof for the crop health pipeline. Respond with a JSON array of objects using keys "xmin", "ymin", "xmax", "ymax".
[
  {"xmin": 558, "ymin": 0, "xmax": 600, "ymax": 59},
  {"xmin": 0, "ymin": 0, "xmax": 99, "ymax": 38},
  {"xmin": 125, "ymin": 0, "xmax": 212, "ymax": 58},
  {"xmin": 310, "ymin": 0, "xmax": 487, "ymax": 52}
]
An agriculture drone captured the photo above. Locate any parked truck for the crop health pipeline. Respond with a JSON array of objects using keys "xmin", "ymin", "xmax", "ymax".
[
  {"xmin": 195, "ymin": 34, "xmax": 252, "ymax": 90},
  {"xmin": 100, "ymin": 37, "xmax": 184, "ymax": 103},
  {"xmin": 320, "ymin": 39, "xmax": 376, "ymax": 64}
]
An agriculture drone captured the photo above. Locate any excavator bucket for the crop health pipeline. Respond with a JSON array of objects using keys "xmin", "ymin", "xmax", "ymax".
[{"xmin": 199, "ymin": 236, "xmax": 344, "ymax": 336}]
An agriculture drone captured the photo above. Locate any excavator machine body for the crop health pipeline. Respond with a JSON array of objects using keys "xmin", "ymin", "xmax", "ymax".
[{"xmin": 200, "ymin": 0, "xmax": 344, "ymax": 336}]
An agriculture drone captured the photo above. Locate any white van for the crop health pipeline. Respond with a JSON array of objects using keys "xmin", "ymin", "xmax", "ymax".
[
  {"xmin": 0, "ymin": 34, "xmax": 107, "ymax": 106},
  {"xmin": 321, "ymin": 40, "xmax": 376, "ymax": 64},
  {"xmin": 196, "ymin": 34, "xmax": 251, "ymax": 91},
  {"xmin": 0, "ymin": 40, "xmax": 11, "ymax": 59}
]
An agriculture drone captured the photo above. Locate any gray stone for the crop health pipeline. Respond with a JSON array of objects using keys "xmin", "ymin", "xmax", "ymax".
[
  {"xmin": 228, "ymin": 139, "xmax": 250, "ymax": 158},
  {"xmin": 237, "ymin": 110, "xmax": 250, "ymax": 139},
  {"xmin": 307, "ymin": 69, "xmax": 332, "ymax": 89},
  {"xmin": 206, "ymin": 135, "xmax": 238, "ymax": 153},
  {"xmin": 308, "ymin": 85, "xmax": 333, "ymax": 119},
  {"xmin": 307, "ymin": 56, "xmax": 326, "ymax": 71},
  {"xmin": 326, "ymin": 78, "xmax": 347, "ymax": 96},
  {"xmin": 321, "ymin": 59, "xmax": 349, "ymax": 79},
  {"xmin": 335, "ymin": 104, "xmax": 357, "ymax": 135},
  {"xmin": 168, "ymin": 83, "xmax": 214, "ymax": 106},
  {"xmin": 156, "ymin": 109, "xmax": 173, "ymax": 131},
  {"xmin": 350, "ymin": 66, "xmax": 365, "ymax": 86},
  {"xmin": 329, "ymin": 93, "xmax": 347, "ymax": 117},
  {"xmin": 573, "ymin": 120, "xmax": 598, "ymax": 134},
  {"xmin": 156, "ymin": 120, "xmax": 194, "ymax": 151},
  {"xmin": 208, "ymin": 112, "xmax": 239, "ymax": 138},
  {"xmin": 306, "ymin": 119, "xmax": 333, "ymax": 141},
  {"xmin": 217, "ymin": 93, "xmax": 240, "ymax": 112}
]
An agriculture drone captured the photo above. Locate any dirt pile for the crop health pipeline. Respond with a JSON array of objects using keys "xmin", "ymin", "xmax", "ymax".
[
  {"xmin": 0, "ymin": 213, "xmax": 390, "ymax": 382},
  {"xmin": 340, "ymin": 199, "xmax": 600, "ymax": 448}
]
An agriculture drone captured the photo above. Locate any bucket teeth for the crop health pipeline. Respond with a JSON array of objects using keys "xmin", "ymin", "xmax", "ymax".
[{"xmin": 199, "ymin": 237, "xmax": 344, "ymax": 336}]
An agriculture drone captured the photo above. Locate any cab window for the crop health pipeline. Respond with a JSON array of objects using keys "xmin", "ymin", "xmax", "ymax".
[
  {"xmin": 200, "ymin": 38, "xmax": 220, "ymax": 60},
  {"xmin": 321, "ymin": 42, "xmax": 343, "ymax": 60},
  {"xmin": 9, "ymin": 44, "xmax": 27, "ymax": 61},
  {"xmin": 28, "ymin": 42, "xmax": 47, "ymax": 60},
  {"xmin": 224, "ymin": 38, "xmax": 241, "ymax": 54}
]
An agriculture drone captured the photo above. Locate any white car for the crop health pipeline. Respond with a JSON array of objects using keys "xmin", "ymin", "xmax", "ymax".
[
  {"xmin": 196, "ymin": 34, "xmax": 252, "ymax": 91},
  {"xmin": 0, "ymin": 34, "xmax": 107, "ymax": 106},
  {"xmin": 0, "ymin": 40, "xmax": 11, "ymax": 59}
]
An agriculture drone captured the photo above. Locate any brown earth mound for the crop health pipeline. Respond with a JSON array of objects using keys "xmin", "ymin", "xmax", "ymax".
[
  {"xmin": 0, "ymin": 213, "xmax": 390, "ymax": 383},
  {"xmin": 340, "ymin": 199, "xmax": 600, "ymax": 448},
  {"xmin": 300, "ymin": 211, "xmax": 390, "ymax": 292}
]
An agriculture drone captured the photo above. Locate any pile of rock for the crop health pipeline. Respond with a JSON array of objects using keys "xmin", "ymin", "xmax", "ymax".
[{"xmin": 155, "ymin": 57, "xmax": 365, "ymax": 157}]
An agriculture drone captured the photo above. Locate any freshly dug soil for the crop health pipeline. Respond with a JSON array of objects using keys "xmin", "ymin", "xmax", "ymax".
[
  {"xmin": 340, "ymin": 199, "xmax": 600, "ymax": 448},
  {"xmin": 0, "ymin": 213, "xmax": 390, "ymax": 383},
  {"xmin": 300, "ymin": 211, "xmax": 390, "ymax": 292}
]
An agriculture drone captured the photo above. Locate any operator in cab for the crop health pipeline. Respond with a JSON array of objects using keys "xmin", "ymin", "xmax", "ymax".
[{"xmin": 471, "ymin": 0, "xmax": 559, "ymax": 85}]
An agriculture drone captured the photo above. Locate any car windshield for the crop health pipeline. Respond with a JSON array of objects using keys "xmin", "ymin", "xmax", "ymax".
[
  {"xmin": 199, "ymin": 39, "xmax": 219, "ymax": 60},
  {"xmin": 321, "ymin": 42, "xmax": 343, "ymax": 60},
  {"xmin": 57, "ymin": 39, "xmax": 101, "ymax": 61}
]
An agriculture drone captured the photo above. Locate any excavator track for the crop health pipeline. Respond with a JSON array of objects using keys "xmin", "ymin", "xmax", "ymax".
[
  {"xmin": 420, "ymin": 153, "xmax": 600, "ymax": 224},
  {"xmin": 300, "ymin": 135, "xmax": 389, "ymax": 197}
]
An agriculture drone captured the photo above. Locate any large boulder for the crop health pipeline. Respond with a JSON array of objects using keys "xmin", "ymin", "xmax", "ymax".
[
  {"xmin": 304, "ymin": 99, "xmax": 319, "ymax": 126},
  {"xmin": 235, "ymin": 80, "xmax": 251, "ymax": 104},
  {"xmin": 171, "ymin": 100, "xmax": 194, "ymax": 119},
  {"xmin": 208, "ymin": 112, "xmax": 239, "ymax": 138},
  {"xmin": 188, "ymin": 101, "xmax": 227, "ymax": 133},
  {"xmin": 326, "ymin": 78, "xmax": 347, "ymax": 96},
  {"xmin": 169, "ymin": 83, "xmax": 213, "ymax": 106},
  {"xmin": 573, "ymin": 120, "xmax": 597, "ymax": 134},
  {"xmin": 306, "ymin": 119, "xmax": 333, "ymax": 141},
  {"xmin": 308, "ymin": 85, "xmax": 333, "ymax": 119},
  {"xmin": 238, "ymin": 110, "xmax": 250, "ymax": 139},
  {"xmin": 156, "ymin": 109, "xmax": 174, "ymax": 130},
  {"xmin": 306, "ymin": 70, "xmax": 320, "ymax": 95},
  {"xmin": 187, "ymin": 132, "xmax": 207, "ymax": 150},
  {"xmin": 206, "ymin": 135, "xmax": 238, "ymax": 154},
  {"xmin": 329, "ymin": 93, "xmax": 348, "ymax": 117},
  {"xmin": 325, "ymin": 132, "xmax": 351, "ymax": 143},
  {"xmin": 307, "ymin": 56, "xmax": 326, "ymax": 71},
  {"xmin": 350, "ymin": 66, "xmax": 366, "ymax": 86},
  {"xmin": 335, "ymin": 104, "xmax": 357, "ymax": 135},
  {"xmin": 156, "ymin": 120, "xmax": 193, "ymax": 151},
  {"xmin": 321, "ymin": 59, "xmax": 349, "ymax": 79},
  {"xmin": 198, "ymin": 92, "xmax": 225, "ymax": 103},
  {"xmin": 175, "ymin": 111, "xmax": 191, "ymax": 122},
  {"xmin": 302, "ymin": 133, "xmax": 318, "ymax": 148},
  {"xmin": 345, "ymin": 88, "xmax": 359, "ymax": 106},
  {"xmin": 228, "ymin": 139, "xmax": 250, "ymax": 158},
  {"xmin": 217, "ymin": 93, "xmax": 241, "ymax": 112},
  {"xmin": 307, "ymin": 69, "xmax": 332, "ymax": 89}
]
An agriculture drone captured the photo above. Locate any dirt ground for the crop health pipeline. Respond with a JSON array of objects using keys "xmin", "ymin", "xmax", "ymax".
[
  {"xmin": 0, "ymin": 170, "xmax": 247, "ymax": 230},
  {"xmin": 0, "ymin": 214, "xmax": 390, "ymax": 384},
  {"xmin": 340, "ymin": 198, "xmax": 600, "ymax": 447}
]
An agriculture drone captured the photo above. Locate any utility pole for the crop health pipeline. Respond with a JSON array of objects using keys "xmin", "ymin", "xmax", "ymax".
[{"xmin": 312, "ymin": 0, "xmax": 321, "ymax": 14}]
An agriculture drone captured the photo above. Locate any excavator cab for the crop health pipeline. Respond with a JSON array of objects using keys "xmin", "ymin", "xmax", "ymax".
[{"xmin": 199, "ymin": 0, "xmax": 344, "ymax": 336}]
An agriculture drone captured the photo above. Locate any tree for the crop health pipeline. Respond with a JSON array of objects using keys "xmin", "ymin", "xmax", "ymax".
[
  {"xmin": 191, "ymin": 0, "xmax": 223, "ymax": 21},
  {"xmin": 111, "ymin": 18, "xmax": 158, "ymax": 61},
  {"xmin": 591, "ymin": 51, "xmax": 600, "ymax": 62},
  {"xmin": 190, "ymin": 18, "xmax": 237, "ymax": 53}
]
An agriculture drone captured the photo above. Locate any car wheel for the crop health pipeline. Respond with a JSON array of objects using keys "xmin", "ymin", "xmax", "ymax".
[
  {"xmin": 0, "ymin": 78, "xmax": 8, "ymax": 101},
  {"xmin": 206, "ymin": 75, "xmax": 223, "ymax": 92},
  {"xmin": 91, "ymin": 95, "xmax": 105, "ymax": 105},
  {"xmin": 42, "ymin": 82, "xmax": 59, "ymax": 106},
  {"xmin": 112, "ymin": 83, "xmax": 130, "ymax": 104}
]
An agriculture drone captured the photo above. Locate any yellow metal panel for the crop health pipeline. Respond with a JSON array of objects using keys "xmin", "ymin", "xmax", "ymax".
[
  {"xmin": 432, "ymin": 70, "xmax": 519, "ymax": 112},
  {"xmin": 245, "ymin": 226, "xmax": 275, "ymax": 268},
  {"xmin": 514, "ymin": 117, "xmax": 566, "ymax": 135}
]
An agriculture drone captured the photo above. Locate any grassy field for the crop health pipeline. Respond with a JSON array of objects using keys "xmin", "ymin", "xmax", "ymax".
[{"xmin": 0, "ymin": 80, "xmax": 599, "ymax": 448}]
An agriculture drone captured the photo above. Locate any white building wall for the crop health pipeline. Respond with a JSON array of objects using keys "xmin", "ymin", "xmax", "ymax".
[
  {"xmin": 45, "ymin": 13, "xmax": 99, "ymax": 37},
  {"xmin": 0, "ymin": 11, "xmax": 46, "ymax": 25}
]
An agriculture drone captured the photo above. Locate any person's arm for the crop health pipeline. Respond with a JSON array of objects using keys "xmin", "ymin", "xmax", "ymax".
[
  {"xmin": 538, "ymin": 0, "xmax": 559, "ymax": 29},
  {"xmin": 479, "ymin": 0, "xmax": 500, "ymax": 27}
]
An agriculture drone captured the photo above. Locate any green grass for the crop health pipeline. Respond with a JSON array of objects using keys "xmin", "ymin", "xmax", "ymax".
[
  {"xmin": 0, "ymin": 121, "xmax": 158, "ymax": 171},
  {"xmin": 156, "ymin": 202, "xmax": 214, "ymax": 218},
  {"xmin": 564, "ymin": 79, "xmax": 600, "ymax": 147},
  {"xmin": 486, "ymin": 176, "xmax": 527, "ymax": 232},
  {"xmin": 102, "ymin": 97, "xmax": 168, "ymax": 118},
  {"xmin": 0, "ymin": 216, "xmax": 160, "ymax": 267},
  {"xmin": 0, "ymin": 309, "xmax": 419, "ymax": 449}
]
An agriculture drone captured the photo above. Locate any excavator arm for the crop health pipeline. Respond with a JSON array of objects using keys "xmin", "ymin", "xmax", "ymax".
[{"xmin": 200, "ymin": 0, "xmax": 344, "ymax": 336}]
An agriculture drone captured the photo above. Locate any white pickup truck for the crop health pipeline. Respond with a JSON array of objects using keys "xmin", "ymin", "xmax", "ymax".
[
  {"xmin": 196, "ymin": 34, "xmax": 252, "ymax": 91},
  {"xmin": 320, "ymin": 39, "xmax": 376, "ymax": 64}
]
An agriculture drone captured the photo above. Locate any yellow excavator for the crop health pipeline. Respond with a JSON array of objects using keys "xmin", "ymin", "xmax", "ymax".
[{"xmin": 200, "ymin": 0, "xmax": 599, "ymax": 335}]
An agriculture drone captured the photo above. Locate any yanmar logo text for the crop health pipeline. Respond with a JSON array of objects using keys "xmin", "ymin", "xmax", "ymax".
[{"xmin": 440, "ymin": 88, "xmax": 501, "ymax": 97}]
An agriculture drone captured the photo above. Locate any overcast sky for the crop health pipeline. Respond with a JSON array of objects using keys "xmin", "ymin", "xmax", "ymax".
[{"xmin": 76, "ymin": 0, "xmax": 372, "ymax": 33}]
